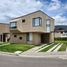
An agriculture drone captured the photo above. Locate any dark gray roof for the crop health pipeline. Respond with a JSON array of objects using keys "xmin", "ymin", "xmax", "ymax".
[{"xmin": 55, "ymin": 25, "xmax": 67, "ymax": 31}]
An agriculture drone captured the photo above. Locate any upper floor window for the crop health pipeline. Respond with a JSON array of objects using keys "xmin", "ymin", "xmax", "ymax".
[
  {"xmin": 33, "ymin": 17, "xmax": 42, "ymax": 27},
  {"xmin": 22, "ymin": 19, "xmax": 25, "ymax": 23},
  {"xmin": 10, "ymin": 22, "xmax": 17, "ymax": 28},
  {"xmin": 46, "ymin": 19, "xmax": 50, "ymax": 32}
]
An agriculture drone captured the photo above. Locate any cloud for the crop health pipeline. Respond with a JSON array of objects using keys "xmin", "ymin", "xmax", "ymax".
[
  {"xmin": 64, "ymin": 4, "xmax": 67, "ymax": 10},
  {"xmin": 53, "ymin": 14, "xmax": 67, "ymax": 25},
  {"xmin": 41, "ymin": 0, "xmax": 67, "ymax": 25},
  {"xmin": 0, "ymin": 0, "xmax": 67, "ymax": 25},
  {"xmin": 47, "ymin": 0, "xmax": 61, "ymax": 11},
  {"xmin": 0, "ymin": 0, "xmax": 43, "ymax": 22}
]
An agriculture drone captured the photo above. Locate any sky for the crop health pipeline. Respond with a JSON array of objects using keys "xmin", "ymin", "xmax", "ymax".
[{"xmin": 0, "ymin": 0, "xmax": 67, "ymax": 25}]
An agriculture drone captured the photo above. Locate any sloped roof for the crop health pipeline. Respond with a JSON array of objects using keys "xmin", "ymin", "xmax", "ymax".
[{"xmin": 11, "ymin": 10, "xmax": 54, "ymax": 20}]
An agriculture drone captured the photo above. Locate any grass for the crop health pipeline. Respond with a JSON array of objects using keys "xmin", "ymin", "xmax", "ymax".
[
  {"xmin": 41, "ymin": 44, "xmax": 55, "ymax": 52},
  {"xmin": 58, "ymin": 44, "xmax": 67, "ymax": 51},
  {"xmin": 51, "ymin": 43, "xmax": 59, "ymax": 52},
  {"xmin": 0, "ymin": 43, "xmax": 34, "ymax": 53},
  {"xmin": 0, "ymin": 42, "xmax": 9, "ymax": 45},
  {"xmin": 55, "ymin": 40, "xmax": 67, "ymax": 51},
  {"xmin": 55, "ymin": 40, "xmax": 67, "ymax": 43}
]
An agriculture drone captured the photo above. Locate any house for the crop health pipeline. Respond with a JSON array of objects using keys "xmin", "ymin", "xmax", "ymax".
[
  {"xmin": 55, "ymin": 25, "xmax": 67, "ymax": 38},
  {"xmin": 10, "ymin": 10, "xmax": 54, "ymax": 45},
  {"xmin": 0, "ymin": 23, "xmax": 10, "ymax": 42}
]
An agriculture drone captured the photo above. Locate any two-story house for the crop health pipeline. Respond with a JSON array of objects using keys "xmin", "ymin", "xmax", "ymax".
[
  {"xmin": 10, "ymin": 10, "xmax": 54, "ymax": 45},
  {"xmin": 0, "ymin": 23, "xmax": 10, "ymax": 42}
]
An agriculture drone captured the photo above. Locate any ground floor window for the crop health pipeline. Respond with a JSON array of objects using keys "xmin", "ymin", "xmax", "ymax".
[{"xmin": 26, "ymin": 33, "xmax": 32, "ymax": 41}]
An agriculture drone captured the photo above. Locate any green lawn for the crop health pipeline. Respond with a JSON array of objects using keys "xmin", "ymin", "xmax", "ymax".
[
  {"xmin": 58, "ymin": 44, "xmax": 67, "ymax": 51},
  {"xmin": 0, "ymin": 42, "xmax": 9, "ymax": 45},
  {"xmin": 0, "ymin": 43, "xmax": 34, "ymax": 53},
  {"xmin": 55, "ymin": 40, "xmax": 67, "ymax": 43}
]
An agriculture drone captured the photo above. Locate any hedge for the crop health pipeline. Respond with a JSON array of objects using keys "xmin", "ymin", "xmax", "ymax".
[{"xmin": 55, "ymin": 37, "xmax": 67, "ymax": 41}]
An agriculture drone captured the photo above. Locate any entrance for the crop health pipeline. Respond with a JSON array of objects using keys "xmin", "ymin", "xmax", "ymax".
[
  {"xmin": 41, "ymin": 33, "xmax": 50, "ymax": 44},
  {"xmin": 0, "ymin": 33, "xmax": 7, "ymax": 42},
  {"xmin": 3, "ymin": 33, "xmax": 6, "ymax": 42}
]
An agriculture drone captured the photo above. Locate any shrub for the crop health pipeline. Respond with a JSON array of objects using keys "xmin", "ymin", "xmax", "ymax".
[{"xmin": 55, "ymin": 37, "xmax": 67, "ymax": 41}]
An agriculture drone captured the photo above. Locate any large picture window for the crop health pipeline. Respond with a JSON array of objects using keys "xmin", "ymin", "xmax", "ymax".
[
  {"xmin": 10, "ymin": 22, "xmax": 17, "ymax": 28},
  {"xmin": 33, "ymin": 17, "xmax": 42, "ymax": 27}
]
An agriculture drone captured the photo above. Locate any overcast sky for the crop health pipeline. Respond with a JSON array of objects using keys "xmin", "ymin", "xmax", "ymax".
[{"xmin": 0, "ymin": 0, "xmax": 67, "ymax": 25}]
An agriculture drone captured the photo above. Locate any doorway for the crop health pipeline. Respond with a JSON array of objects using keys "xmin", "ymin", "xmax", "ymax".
[{"xmin": 41, "ymin": 33, "xmax": 50, "ymax": 44}]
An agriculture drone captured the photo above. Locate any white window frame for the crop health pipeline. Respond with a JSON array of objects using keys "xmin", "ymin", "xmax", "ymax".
[
  {"xmin": 29, "ymin": 33, "xmax": 32, "ymax": 41},
  {"xmin": 27, "ymin": 33, "xmax": 32, "ymax": 41},
  {"xmin": 46, "ymin": 19, "xmax": 50, "ymax": 32}
]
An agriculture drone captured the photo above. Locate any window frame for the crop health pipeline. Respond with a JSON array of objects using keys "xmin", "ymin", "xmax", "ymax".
[
  {"xmin": 26, "ymin": 33, "xmax": 29, "ymax": 41},
  {"xmin": 32, "ymin": 17, "xmax": 42, "ymax": 27},
  {"xmin": 10, "ymin": 21, "xmax": 17, "ymax": 28},
  {"xmin": 46, "ymin": 19, "xmax": 50, "ymax": 32},
  {"xmin": 26, "ymin": 33, "xmax": 32, "ymax": 41}
]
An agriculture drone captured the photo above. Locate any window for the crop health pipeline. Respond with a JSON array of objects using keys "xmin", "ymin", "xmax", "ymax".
[
  {"xmin": 14, "ymin": 35, "xmax": 17, "ymax": 37},
  {"xmin": 33, "ymin": 17, "xmax": 42, "ymax": 27},
  {"xmin": 10, "ymin": 22, "xmax": 17, "ymax": 28},
  {"xmin": 22, "ymin": 19, "xmax": 25, "ymax": 23},
  {"xmin": 26, "ymin": 33, "xmax": 29, "ymax": 41},
  {"xmin": 19, "ymin": 37, "xmax": 22, "ymax": 40},
  {"xmin": 26, "ymin": 33, "xmax": 32, "ymax": 41},
  {"xmin": 46, "ymin": 19, "xmax": 50, "ymax": 32}
]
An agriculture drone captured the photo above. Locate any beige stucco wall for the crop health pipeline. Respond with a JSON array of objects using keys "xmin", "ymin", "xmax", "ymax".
[
  {"xmin": 50, "ymin": 32, "xmax": 54, "ymax": 42},
  {"xmin": 10, "ymin": 33, "xmax": 41, "ymax": 45},
  {"xmin": 10, "ymin": 11, "xmax": 54, "ymax": 33},
  {"xmin": 32, "ymin": 33, "xmax": 41, "ymax": 45},
  {"xmin": 0, "ymin": 24, "xmax": 10, "ymax": 34},
  {"xmin": 10, "ymin": 32, "xmax": 54, "ymax": 45},
  {"xmin": 10, "ymin": 33, "xmax": 26, "ymax": 43},
  {"xmin": 0, "ymin": 23, "xmax": 10, "ymax": 42}
]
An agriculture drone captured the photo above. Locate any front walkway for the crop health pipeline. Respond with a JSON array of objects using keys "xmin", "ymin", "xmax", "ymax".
[
  {"xmin": 22, "ymin": 44, "xmax": 46, "ymax": 55},
  {"xmin": 20, "ymin": 43, "xmax": 67, "ymax": 59}
]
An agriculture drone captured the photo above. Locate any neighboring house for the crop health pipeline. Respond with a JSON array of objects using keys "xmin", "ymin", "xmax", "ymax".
[
  {"xmin": 0, "ymin": 23, "xmax": 10, "ymax": 42},
  {"xmin": 55, "ymin": 25, "xmax": 67, "ymax": 38},
  {"xmin": 10, "ymin": 10, "xmax": 54, "ymax": 45}
]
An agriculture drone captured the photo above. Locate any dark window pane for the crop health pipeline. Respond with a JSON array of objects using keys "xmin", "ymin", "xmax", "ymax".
[
  {"xmin": 26, "ymin": 33, "xmax": 29, "ymax": 41},
  {"xmin": 22, "ymin": 19, "xmax": 25, "ymax": 22},
  {"xmin": 10, "ymin": 21, "xmax": 17, "ymax": 28},
  {"xmin": 33, "ymin": 17, "xmax": 42, "ymax": 27}
]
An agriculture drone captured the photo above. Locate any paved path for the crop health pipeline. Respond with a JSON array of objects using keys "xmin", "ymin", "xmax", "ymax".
[
  {"xmin": 22, "ymin": 44, "xmax": 46, "ymax": 55},
  {"xmin": 47, "ymin": 43, "xmax": 60, "ymax": 52},
  {"xmin": 53, "ymin": 43, "xmax": 63, "ymax": 52},
  {"xmin": 36, "ymin": 43, "xmax": 54, "ymax": 52}
]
